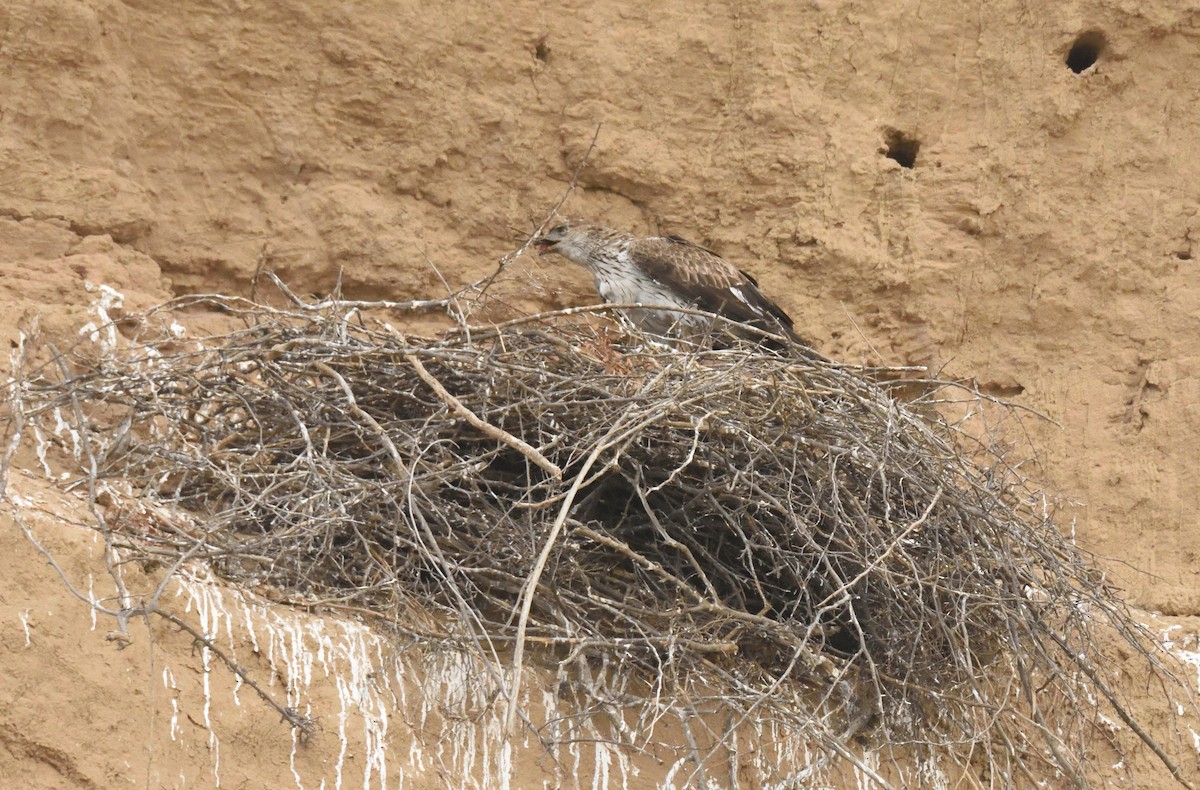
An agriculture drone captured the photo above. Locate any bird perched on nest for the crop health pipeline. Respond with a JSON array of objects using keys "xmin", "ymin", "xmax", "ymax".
[{"xmin": 534, "ymin": 220, "xmax": 810, "ymax": 349}]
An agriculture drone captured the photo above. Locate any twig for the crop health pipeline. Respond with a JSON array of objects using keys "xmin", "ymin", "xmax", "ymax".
[
  {"xmin": 468, "ymin": 123, "xmax": 602, "ymax": 302},
  {"xmin": 155, "ymin": 608, "xmax": 314, "ymax": 735},
  {"xmin": 505, "ymin": 426, "xmax": 616, "ymax": 732},
  {"xmin": 406, "ymin": 352, "xmax": 561, "ymax": 480}
]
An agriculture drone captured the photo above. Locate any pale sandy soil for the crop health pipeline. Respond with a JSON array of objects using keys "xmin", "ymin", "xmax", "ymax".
[{"xmin": 1, "ymin": 0, "xmax": 1199, "ymax": 786}]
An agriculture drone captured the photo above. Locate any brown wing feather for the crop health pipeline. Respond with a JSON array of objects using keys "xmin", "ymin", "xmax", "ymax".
[{"xmin": 628, "ymin": 235, "xmax": 802, "ymax": 341}]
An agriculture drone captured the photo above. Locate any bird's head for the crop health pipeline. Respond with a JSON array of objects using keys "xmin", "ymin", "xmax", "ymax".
[
  {"xmin": 533, "ymin": 221, "xmax": 577, "ymax": 257},
  {"xmin": 532, "ymin": 221, "xmax": 624, "ymax": 264}
]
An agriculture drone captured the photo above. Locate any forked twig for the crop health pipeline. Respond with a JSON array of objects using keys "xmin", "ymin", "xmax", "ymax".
[{"xmin": 406, "ymin": 353, "xmax": 561, "ymax": 481}]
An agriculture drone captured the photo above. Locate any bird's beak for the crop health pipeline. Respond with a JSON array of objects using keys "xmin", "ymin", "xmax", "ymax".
[{"xmin": 534, "ymin": 238, "xmax": 555, "ymax": 255}]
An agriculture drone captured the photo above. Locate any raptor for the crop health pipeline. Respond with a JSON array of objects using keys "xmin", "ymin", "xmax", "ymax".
[{"xmin": 534, "ymin": 221, "xmax": 807, "ymax": 347}]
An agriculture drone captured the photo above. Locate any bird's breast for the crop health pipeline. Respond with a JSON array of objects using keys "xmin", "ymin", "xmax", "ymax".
[
  {"xmin": 592, "ymin": 261, "xmax": 674, "ymax": 307},
  {"xmin": 585, "ymin": 256, "xmax": 702, "ymax": 335}
]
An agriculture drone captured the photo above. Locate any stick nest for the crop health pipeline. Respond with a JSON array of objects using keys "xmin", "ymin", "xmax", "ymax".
[{"xmin": 9, "ymin": 293, "xmax": 1197, "ymax": 788}]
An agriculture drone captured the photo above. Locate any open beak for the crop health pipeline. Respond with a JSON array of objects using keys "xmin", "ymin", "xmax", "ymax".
[{"xmin": 534, "ymin": 238, "xmax": 555, "ymax": 255}]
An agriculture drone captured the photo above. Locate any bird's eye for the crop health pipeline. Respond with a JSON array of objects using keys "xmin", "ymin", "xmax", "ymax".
[{"xmin": 548, "ymin": 223, "xmax": 568, "ymax": 239}]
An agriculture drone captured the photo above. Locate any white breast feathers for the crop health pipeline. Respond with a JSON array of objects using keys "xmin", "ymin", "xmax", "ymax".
[{"xmin": 588, "ymin": 249, "xmax": 701, "ymax": 335}]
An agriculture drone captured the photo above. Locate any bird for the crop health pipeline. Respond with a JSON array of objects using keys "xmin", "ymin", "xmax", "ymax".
[{"xmin": 533, "ymin": 220, "xmax": 810, "ymax": 348}]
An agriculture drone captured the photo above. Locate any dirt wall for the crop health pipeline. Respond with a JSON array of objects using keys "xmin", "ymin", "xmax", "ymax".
[{"xmin": 2, "ymin": 0, "xmax": 1199, "ymax": 786}]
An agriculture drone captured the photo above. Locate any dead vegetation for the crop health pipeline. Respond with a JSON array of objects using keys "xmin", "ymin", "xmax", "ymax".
[{"xmin": 5, "ymin": 288, "xmax": 1198, "ymax": 788}]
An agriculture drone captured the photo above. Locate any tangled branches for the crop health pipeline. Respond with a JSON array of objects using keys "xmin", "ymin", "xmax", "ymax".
[{"xmin": 8, "ymin": 294, "xmax": 1197, "ymax": 787}]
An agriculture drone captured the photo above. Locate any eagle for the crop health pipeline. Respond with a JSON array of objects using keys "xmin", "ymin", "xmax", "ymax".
[{"xmin": 533, "ymin": 221, "xmax": 809, "ymax": 348}]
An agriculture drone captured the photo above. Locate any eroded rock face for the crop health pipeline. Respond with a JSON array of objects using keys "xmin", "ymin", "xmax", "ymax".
[{"xmin": 2, "ymin": 0, "xmax": 1199, "ymax": 785}]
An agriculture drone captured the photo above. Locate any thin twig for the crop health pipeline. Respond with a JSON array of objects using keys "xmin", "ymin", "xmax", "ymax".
[
  {"xmin": 468, "ymin": 123, "xmax": 603, "ymax": 302},
  {"xmin": 406, "ymin": 352, "xmax": 561, "ymax": 480},
  {"xmin": 155, "ymin": 609, "xmax": 314, "ymax": 734}
]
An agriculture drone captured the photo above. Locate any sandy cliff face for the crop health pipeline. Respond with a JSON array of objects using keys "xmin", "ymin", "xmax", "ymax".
[{"xmin": 2, "ymin": 0, "xmax": 1199, "ymax": 786}]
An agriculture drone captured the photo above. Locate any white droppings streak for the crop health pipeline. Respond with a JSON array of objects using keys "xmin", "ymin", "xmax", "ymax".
[
  {"xmin": 51, "ymin": 406, "xmax": 82, "ymax": 461},
  {"xmin": 191, "ymin": 581, "xmax": 222, "ymax": 787},
  {"xmin": 30, "ymin": 426, "xmax": 53, "ymax": 476},
  {"xmin": 592, "ymin": 740, "xmax": 610, "ymax": 790},
  {"xmin": 163, "ymin": 667, "xmax": 182, "ymax": 741},
  {"xmin": 150, "ymin": 565, "xmax": 858, "ymax": 789},
  {"xmin": 88, "ymin": 575, "xmax": 97, "ymax": 630},
  {"xmin": 78, "ymin": 283, "xmax": 126, "ymax": 353}
]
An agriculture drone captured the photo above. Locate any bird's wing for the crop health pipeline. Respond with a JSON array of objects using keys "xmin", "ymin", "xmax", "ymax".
[{"xmin": 628, "ymin": 235, "xmax": 800, "ymax": 339}]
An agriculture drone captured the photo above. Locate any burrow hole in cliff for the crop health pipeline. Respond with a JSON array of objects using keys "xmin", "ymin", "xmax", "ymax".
[
  {"xmin": 1066, "ymin": 31, "xmax": 1106, "ymax": 74},
  {"xmin": 883, "ymin": 129, "xmax": 920, "ymax": 169}
]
